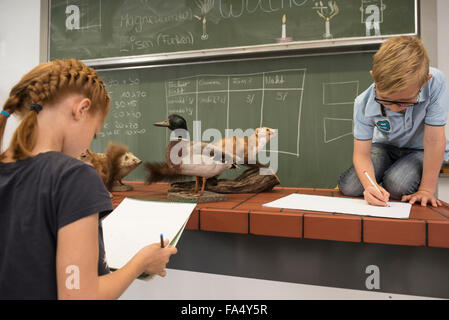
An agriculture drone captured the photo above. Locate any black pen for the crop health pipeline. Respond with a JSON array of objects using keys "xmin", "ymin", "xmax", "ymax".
[{"xmin": 160, "ymin": 234, "xmax": 164, "ymax": 248}]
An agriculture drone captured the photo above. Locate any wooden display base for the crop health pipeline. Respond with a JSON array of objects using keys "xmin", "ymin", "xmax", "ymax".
[
  {"xmin": 167, "ymin": 190, "xmax": 227, "ymax": 203},
  {"xmin": 169, "ymin": 166, "xmax": 280, "ymax": 194},
  {"xmin": 111, "ymin": 183, "xmax": 134, "ymax": 192}
]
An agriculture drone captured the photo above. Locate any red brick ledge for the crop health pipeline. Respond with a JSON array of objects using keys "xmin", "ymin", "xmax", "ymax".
[{"xmin": 112, "ymin": 182, "xmax": 449, "ymax": 248}]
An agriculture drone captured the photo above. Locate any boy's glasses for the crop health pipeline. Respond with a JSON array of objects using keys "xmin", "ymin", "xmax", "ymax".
[{"xmin": 374, "ymin": 86, "xmax": 421, "ymax": 108}]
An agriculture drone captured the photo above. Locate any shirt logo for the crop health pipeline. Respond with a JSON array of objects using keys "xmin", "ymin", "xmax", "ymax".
[{"xmin": 376, "ymin": 119, "xmax": 392, "ymax": 133}]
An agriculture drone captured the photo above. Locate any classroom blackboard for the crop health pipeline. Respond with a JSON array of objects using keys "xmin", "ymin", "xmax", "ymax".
[
  {"xmin": 90, "ymin": 51, "xmax": 373, "ymax": 188},
  {"xmin": 49, "ymin": 0, "xmax": 416, "ymax": 62}
]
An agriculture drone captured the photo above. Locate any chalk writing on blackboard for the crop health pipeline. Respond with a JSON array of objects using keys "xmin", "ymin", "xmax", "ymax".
[
  {"xmin": 218, "ymin": 0, "xmax": 309, "ymax": 18},
  {"xmin": 321, "ymin": 79, "xmax": 358, "ymax": 144},
  {"xmin": 312, "ymin": 1, "xmax": 339, "ymax": 39},
  {"xmin": 322, "ymin": 81, "xmax": 359, "ymax": 105},
  {"xmin": 194, "ymin": 0, "xmax": 215, "ymax": 40},
  {"xmin": 100, "ymin": 77, "xmax": 146, "ymax": 138},
  {"xmin": 165, "ymin": 68, "xmax": 306, "ymax": 157},
  {"xmin": 323, "ymin": 117, "xmax": 353, "ymax": 144}
]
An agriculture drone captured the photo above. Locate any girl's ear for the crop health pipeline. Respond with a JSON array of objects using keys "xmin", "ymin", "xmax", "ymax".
[
  {"xmin": 72, "ymin": 98, "xmax": 92, "ymax": 121},
  {"xmin": 369, "ymin": 70, "xmax": 374, "ymax": 78}
]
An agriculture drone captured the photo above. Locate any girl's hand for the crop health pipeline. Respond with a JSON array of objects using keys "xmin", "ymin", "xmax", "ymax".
[
  {"xmin": 401, "ymin": 190, "xmax": 442, "ymax": 207},
  {"xmin": 363, "ymin": 185, "xmax": 390, "ymax": 206},
  {"xmin": 136, "ymin": 239, "xmax": 177, "ymax": 277}
]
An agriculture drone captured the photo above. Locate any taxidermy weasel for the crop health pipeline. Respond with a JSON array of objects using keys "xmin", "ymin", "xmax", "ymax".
[{"xmin": 213, "ymin": 127, "xmax": 278, "ymax": 165}]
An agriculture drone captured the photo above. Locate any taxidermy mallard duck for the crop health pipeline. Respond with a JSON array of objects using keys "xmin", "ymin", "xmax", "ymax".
[
  {"xmin": 146, "ymin": 114, "xmax": 239, "ymax": 195},
  {"xmin": 154, "ymin": 114, "xmax": 277, "ymax": 166}
]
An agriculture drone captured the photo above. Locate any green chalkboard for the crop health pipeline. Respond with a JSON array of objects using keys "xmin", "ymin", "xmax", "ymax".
[
  {"xmin": 90, "ymin": 51, "xmax": 373, "ymax": 188},
  {"xmin": 49, "ymin": 0, "xmax": 416, "ymax": 61}
]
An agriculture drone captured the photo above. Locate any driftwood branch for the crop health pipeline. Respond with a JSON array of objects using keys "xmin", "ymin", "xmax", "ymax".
[{"xmin": 168, "ymin": 166, "xmax": 280, "ymax": 194}]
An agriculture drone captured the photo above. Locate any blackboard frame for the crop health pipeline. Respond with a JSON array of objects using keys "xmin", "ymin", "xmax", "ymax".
[{"xmin": 44, "ymin": 0, "xmax": 418, "ymax": 68}]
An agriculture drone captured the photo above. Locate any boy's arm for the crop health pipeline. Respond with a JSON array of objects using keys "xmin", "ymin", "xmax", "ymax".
[
  {"xmin": 353, "ymin": 138, "xmax": 374, "ymax": 189},
  {"xmin": 353, "ymin": 139, "xmax": 390, "ymax": 206},
  {"xmin": 402, "ymin": 124, "xmax": 445, "ymax": 207}
]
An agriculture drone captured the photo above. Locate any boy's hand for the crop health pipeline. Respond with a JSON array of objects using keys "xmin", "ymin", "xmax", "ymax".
[
  {"xmin": 363, "ymin": 185, "xmax": 390, "ymax": 206},
  {"xmin": 401, "ymin": 190, "xmax": 442, "ymax": 207}
]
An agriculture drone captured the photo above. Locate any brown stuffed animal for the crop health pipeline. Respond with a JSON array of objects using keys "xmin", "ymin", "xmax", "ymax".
[{"xmin": 79, "ymin": 142, "xmax": 142, "ymax": 193}]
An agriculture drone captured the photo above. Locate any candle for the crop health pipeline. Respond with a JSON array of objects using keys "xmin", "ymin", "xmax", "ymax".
[
  {"xmin": 202, "ymin": 17, "xmax": 208, "ymax": 40},
  {"xmin": 282, "ymin": 14, "xmax": 286, "ymax": 39}
]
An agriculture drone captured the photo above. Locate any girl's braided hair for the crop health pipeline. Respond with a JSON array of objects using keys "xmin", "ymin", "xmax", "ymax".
[{"xmin": 0, "ymin": 59, "xmax": 110, "ymax": 161}]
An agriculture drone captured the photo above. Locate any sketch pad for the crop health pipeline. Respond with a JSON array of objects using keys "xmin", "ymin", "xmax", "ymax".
[
  {"xmin": 102, "ymin": 198, "xmax": 197, "ymax": 272},
  {"xmin": 263, "ymin": 194, "xmax": 411, "ymax": 219}
]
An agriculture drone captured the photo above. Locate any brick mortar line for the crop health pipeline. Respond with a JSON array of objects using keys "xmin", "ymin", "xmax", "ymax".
[
  {"xmin": 301, "ymin": 213, "xmax": 305, "ymax": 238},
  {"xmin": 231, "ymin": 193, "xmax": 259, "ymax": 210},
  {"xmin": 429, "ymin": 207, "xmax": 449, "ymax": 220},
  {"xmin": 361, "ymin": 218, "xmax": 364, "ymax": 243}
]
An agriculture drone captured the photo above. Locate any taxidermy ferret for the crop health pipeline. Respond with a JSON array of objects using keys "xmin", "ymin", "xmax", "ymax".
[
  {"xmin": 78, "ymin": 142, "xmax": 142, "ymax": 192},
  {"xmin": 213, "ymin": 127, "xmax": 278, "ymax": 165}
]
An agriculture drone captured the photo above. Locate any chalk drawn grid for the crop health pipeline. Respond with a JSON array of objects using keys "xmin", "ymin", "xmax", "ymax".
[
  {"xmin": 322, "ymin": 80, "xmax": 358, "ymax": 143},
  {"xmin": 322, "ymin": 81, "xmax": 360, "ymax": 105},
  {"xmin": 323, "ymin": 118, "xmax": 353, "ymax": 144},
  {"xmin": 164, "ymin": 69, "xmax": 306, "ymax": 157}
]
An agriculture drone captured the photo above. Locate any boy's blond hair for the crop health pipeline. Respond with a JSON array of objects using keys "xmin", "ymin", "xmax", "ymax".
[{"xmin": 372, "ymin": 36, "xmax": 429, "ymax": 95}]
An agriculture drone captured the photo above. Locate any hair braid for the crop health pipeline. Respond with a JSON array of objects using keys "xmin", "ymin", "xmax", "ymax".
[{"xmin": 0, "ymin": 59, "xmax": 110, "ymax": 161}]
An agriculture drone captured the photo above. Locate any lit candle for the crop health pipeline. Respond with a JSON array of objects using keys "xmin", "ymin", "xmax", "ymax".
[
  {"xmin": 202, "ymin": 17, "xmax": 208, "ymax": 40},
  {"xmin": 282, "ymin": 14, "xmax": 286, "ymax": 39}
]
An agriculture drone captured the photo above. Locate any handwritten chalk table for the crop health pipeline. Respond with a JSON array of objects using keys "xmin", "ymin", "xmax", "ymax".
[
  {"xmin": 165, "ymin": 70, "xmax": 305, "ymax": 157},
  {"xmin": 111, "ymin": 182, "xmax": 449, "ymax": 298}
]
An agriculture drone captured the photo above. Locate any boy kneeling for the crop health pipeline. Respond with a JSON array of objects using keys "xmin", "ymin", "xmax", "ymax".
[{"xmin": 338, "ymin": 36, "xmax": 449, "ymax": 207}]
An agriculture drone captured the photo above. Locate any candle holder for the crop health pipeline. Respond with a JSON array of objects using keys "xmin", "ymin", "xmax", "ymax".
[
  {"xmin": 202, "ymin": 17, "xmax": 208, "ymax": 40},
  {"xmin": 313, "ymin": 1, "xmax": 339, "ymax": 39},
  {"xmin": 195, "ymin": 0, "xmax": 214, "ymax": 40}
]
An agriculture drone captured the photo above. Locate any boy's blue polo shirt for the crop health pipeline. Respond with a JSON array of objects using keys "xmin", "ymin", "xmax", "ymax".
[{"xmin": 353, "ymin": 67, "xmax": 449, "ymax": 160}]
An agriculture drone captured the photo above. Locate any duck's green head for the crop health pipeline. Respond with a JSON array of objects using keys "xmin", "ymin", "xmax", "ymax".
[{"xmin": 154, "ymin": 114, "xmax": 188, "ymax": 131}]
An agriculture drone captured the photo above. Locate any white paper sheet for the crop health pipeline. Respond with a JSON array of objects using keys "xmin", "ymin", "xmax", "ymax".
[
  {"xmin": 263, "ymin": 194, "xmax": 411, "ymax": 219},
  {"xmin": 102, "ymin": 198, "xmax": 197, "ymax": 270}
]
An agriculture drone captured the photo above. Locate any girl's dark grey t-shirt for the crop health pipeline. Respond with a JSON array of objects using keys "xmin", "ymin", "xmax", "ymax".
[{"xmin": 0, "ymin": 151, "xmax": 113, "ymax": 299}]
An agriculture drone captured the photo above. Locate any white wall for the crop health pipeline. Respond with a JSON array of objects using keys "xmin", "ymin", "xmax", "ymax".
[
  {"xmin": 436, "ymin": 0, "xmax": 449, "ymax": 137},
  {"xmin": 0, "ymin": 0, "xmax": 41, "ymax": 152},
  {"xmin": 437, "ymin": 0, "xmax": 449, "ymax": 86},
  {"xmin": 436, "ymin": 0, "xmax": 449, "ymax": 201}
]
